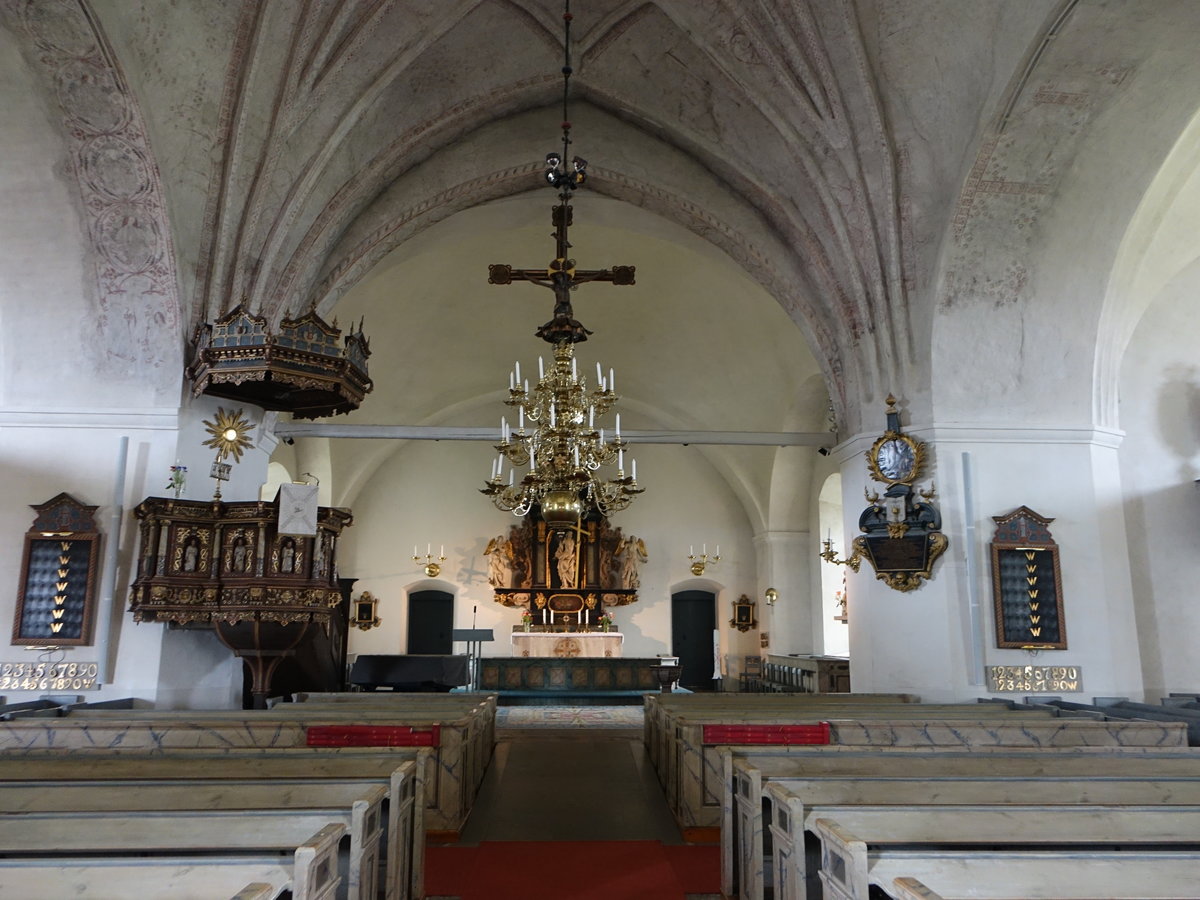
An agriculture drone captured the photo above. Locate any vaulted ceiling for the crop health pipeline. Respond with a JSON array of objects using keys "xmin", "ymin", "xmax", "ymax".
[{"xmin": 5, "ymin": 0, "xmax": 1200, "ymax": 438}]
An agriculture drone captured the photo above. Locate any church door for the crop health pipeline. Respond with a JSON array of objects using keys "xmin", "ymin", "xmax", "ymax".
[
  {"xmin": 672, "ymin": 590, "xmax": 717, "ymax": 691},
  {"xmin": 407, "ymin": 590, "xmax": 454, "ymax": 655}
]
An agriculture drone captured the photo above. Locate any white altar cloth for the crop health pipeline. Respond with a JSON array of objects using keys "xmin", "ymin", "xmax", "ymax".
[{"xmin": 510, "ymin": 632, "xmax": 624, "ymax": 658}]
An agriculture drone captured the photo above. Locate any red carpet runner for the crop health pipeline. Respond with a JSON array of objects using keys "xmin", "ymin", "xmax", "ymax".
[{"xmin": 426, "ymin": 840, "xmax": 720, "ymax": 899}]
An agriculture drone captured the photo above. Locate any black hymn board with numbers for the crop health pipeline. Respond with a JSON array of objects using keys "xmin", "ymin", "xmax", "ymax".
[
  {"xmin": 990, "ymin": 506, "xmax": 1067, "ymax": 650},
  {"xmin": 12, "ymin": 494, "xmax": 102, "ymax": 647}
]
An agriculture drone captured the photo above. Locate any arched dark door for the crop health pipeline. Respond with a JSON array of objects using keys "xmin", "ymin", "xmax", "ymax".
[
  {"xmin": 407, "ymin": 589, "xmax": 454, "ymax": 655},
  {"xmin": 672, "ymin": 589, "xmax": 717, "ymax": 691}
]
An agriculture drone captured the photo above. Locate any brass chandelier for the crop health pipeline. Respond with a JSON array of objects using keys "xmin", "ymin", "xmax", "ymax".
[{"xmin": 481, "ymin": 1, "xmax": 641, "ymax": 529}]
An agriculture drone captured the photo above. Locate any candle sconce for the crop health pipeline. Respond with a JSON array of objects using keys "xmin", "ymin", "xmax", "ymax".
[
  {"xmin": 764, "ymin": 587, "xmax": 779, "ymax": 606},
  {"xmin": 413, "ymin": 545, "xmax": 446, "ymax": 578},
  {"xmin": 688, "ymin": 544, "xmax": 720, "ymax": 576},
  {"xmin": 351, "ymin": 591, "xmax": 382, "ymax": 631},
  {"xmin": 819, "ymin": 538, "xmax": 861, "ymax": 571}
]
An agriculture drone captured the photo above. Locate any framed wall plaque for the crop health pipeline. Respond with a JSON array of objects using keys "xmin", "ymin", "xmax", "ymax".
[
  {"xmin": 990, "ymin": 506, "xmax": 1066, "ymax": 650},
  {"xmin": 730, "ymin": 595, "xmax": 757, "ymax": 632},
  {"xmin": 12, "ymin": 494, "xmax": 102, "ymax": 647}
]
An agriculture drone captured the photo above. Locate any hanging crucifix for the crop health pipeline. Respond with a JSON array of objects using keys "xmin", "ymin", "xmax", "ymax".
[{"xmin": 487, "ymin": 3, "xmax": 635, "ymax": 344}]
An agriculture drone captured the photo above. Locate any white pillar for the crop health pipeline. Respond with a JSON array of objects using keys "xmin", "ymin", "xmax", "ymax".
[
  {"xmin": 846, "ymin": 424, "xmax": 1142, "ymax": 702},
  {"xmin": 754, "ymin": 530, "xmax": 812, "ymax": 656}
]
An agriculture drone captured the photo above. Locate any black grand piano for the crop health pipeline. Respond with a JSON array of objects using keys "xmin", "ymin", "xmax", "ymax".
[{"xmin": 348, "ymin": 654, "xmax": 471, "ymax": 692}]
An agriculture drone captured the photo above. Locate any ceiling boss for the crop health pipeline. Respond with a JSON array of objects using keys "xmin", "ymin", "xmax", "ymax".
[{"xmin": 481, "ymin": 0, "xmax": 640, "ymax": 532}]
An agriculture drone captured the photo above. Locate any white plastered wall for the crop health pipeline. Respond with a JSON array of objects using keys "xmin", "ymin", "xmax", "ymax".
[{"xmin": 338, "ymin": 438, "xmax": 762, "ymax": 667}]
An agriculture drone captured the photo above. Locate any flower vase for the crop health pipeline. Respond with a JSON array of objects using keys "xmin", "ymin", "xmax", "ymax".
[
  {"xmin": 601, "ymin": 623, "xmax": 610, "ymax": 633},
  {"xmin": 523, "ymin": 623, "xmax": 531, "ymax": 632}
]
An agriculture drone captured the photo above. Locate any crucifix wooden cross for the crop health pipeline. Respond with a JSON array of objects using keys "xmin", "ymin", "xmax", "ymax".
[{"xmin": 488, "ymin": 199, "xmax": 635, "ymax": 345}]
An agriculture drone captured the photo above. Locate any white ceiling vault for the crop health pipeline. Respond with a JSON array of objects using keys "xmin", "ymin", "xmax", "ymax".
[{"xmin": 5, "ymin": 0, "xmax": 1200, "ymax": 437}]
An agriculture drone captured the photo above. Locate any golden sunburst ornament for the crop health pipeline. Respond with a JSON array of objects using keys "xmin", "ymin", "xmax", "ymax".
[{"xmin": 202, "ymin": 407, "xmax": 255, "ymax": 462}]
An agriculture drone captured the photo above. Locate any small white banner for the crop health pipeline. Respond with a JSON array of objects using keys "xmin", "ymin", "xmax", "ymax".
[{"xmin": 277, "ymin": 482, "xmax": 319, "ymax": 535}]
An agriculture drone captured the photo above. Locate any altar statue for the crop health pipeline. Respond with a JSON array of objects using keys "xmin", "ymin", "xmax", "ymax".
[
  {"xmin": 555, "ymin": 531, "xmax": 578, "ymax": 588},
  {"xmin": 484, "ymin": 534, "xmax": 513, "ymax": 588},
  {"xmin": 615, "ymin": 534, "xmax": 647, "ymax": 589}
]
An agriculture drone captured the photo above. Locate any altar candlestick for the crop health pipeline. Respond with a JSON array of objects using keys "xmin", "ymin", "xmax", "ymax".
[
  {"xmin": 609, "ymin": 368, "xmax": 615, "ymax": 392},
  {"xmin": 543, "ymin": 607, "xmax": 548, "ymax": 624},
  {"xmin": 515, "ymin": 360, "xmax": 520, "ymax": 384},
  {"xmin": 632, "ymin": 458, "xmax": 637, "ymax": 481},
  {"xmin": 539, "ymin": 356, "xmax": 544, "ymax": 379}
]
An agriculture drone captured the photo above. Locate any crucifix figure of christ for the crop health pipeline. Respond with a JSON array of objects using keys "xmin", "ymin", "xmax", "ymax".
[
  {"xmin": 488, "ymin": 194, "xmax": 635, "ymax": 345},
  {"xmin": 487, "ymin": 6, "xmax": 634, "ymax": 345}
]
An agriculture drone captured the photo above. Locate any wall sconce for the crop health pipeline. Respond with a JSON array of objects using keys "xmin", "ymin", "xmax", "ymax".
[
  {"xmin": 688, "ymin": 544, "xmax": 720, "ymax": 575},
  {"xmin": 819, "ymin": 535, "xmax": 862, "ymax": 571},
  {"xmin": 351, "ymin": 591, "xmax": 381, "ymax": 631},
  {"xmin": 413, "ymin": 544, "xmax": 446, "ymax": 578},
  {"xmin": 764, "ymin": 587, "xmax": 779, "ymax": 606}
]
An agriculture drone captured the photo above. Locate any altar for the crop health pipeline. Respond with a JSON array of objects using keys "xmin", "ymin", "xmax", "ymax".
[{"xmin": 511, "ymin": 631, "xmax": 623, "ymax": 658}]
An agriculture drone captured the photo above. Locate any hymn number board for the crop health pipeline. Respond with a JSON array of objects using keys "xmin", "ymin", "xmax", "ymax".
[
  {"xmin": 12, "ymin": 494, "xmax": 102, "ymax": 647},
  {"xmin": 990, "ymin": 506, "xmax": 1066, "ymax": 650}
]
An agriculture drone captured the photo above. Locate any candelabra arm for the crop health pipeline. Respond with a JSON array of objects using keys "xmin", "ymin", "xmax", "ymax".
[{"xmin": 819, "ymin": 538, "xmax": 862, "ymax": 572}]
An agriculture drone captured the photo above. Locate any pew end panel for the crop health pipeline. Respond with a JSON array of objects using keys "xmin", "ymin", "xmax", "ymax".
[
  {"xmin": 231, "ymin": 883, "xmax": 292, "ymax": 900},
  {"xmin": 814, "ymin": 818, "xmax": 869, "ymax": 900},
  {"xmin": 888, "ymin": 876, "xmax": 943, "ymax": 900}
]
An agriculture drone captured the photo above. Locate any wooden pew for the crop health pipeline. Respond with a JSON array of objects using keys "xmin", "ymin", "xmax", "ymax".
[
  {"xmin": 792, "ymin": 804, "xmax": 1200, "ymax": 900},
  {"xmin": 724, "ymin": 748, "xmax": 1200, "ymax": 900},
  {"xmin": 0, "ymin": 706, "xmax": 479, "ymax": 838},
  {"xmin": 642, "ymin": 693, "xmax": 917, "ymax": 773},
  {"xmin": 815, "ymin": 826, "xmax": 1200, "ymax": 900},
  {"xmin": 642, "ymin": 691, "xmax": 1178, "ymax": 832},
  {"xmin": 0, "ymin": 751, "xmax": 426, "ymax": 900},
  {"xmin": 667, "ymin": 709, "xmax": 1186, "ymax": 839},
  {"xmin": 0, "ymin": 822, "xmax": 343, "ymax": 900},
  {"xmin": 0, "ymin": 785, "xmax": 388, "ymax": 900},
  {"xmin": 231, "ymin": 885, "xmax": 290, "ymax": 900}
]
